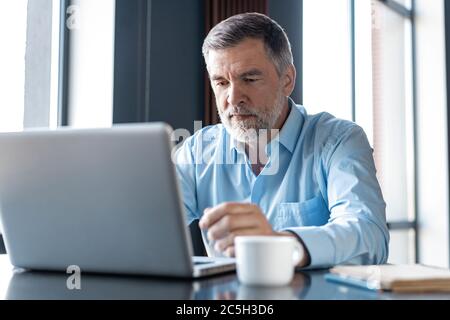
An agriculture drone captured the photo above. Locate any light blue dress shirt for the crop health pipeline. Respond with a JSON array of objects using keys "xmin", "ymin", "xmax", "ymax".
[{"xmin": 175, "ymin": 98, "xmax": 389, "ymax": 268}]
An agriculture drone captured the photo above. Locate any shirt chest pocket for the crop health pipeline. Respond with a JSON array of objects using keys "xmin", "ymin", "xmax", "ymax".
[{"xmin": 273, "ymin": 196, "xmax": 330, "ymax": 230}]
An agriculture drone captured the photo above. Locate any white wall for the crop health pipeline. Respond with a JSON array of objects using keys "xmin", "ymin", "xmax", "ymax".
[{"xmin": 416, "ymin": 0, "xmax": 449, "ymax": 268}]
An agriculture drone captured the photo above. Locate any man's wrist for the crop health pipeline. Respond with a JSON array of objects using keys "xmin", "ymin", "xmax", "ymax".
[{"xmin": 276, "ymin": 231, "xmax": 311, "ymax": 268}]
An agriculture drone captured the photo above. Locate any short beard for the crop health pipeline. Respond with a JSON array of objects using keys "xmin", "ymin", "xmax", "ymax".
[{"xmin": 218, "ymin": 92, "xmax": 286, "ymax": 143}]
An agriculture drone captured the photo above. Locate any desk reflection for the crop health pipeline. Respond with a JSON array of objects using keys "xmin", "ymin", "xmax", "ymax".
[
  {"xmin": 6, "ymin": 266, "xmax": 450, "ymax": 300},
  {"xmin": 193, "ymin": 273, "xmax": 311, "ymax": 300},
  {"xmin": 6, "ymin": 269, "xmax": 195, "ymax": 300},
  {"xmin": 6, "ymin": 269, "xmax": 311, "ymax": 300}
]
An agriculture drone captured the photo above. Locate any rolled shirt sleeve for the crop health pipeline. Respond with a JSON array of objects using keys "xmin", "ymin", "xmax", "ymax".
[{"xmin": 284, "ymin": 125, "xmax": 390, "ymax": 269}]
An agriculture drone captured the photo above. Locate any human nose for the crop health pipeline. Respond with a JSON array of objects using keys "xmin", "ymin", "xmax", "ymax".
[{"xmin": 226, "ymin": 83, "xmax": 246, "ymax": 107}]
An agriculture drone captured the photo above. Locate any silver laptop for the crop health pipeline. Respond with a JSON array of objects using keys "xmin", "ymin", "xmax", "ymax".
[{"xmin": 0, "ymin": 123, "xmax": 235, "ymax": 278}]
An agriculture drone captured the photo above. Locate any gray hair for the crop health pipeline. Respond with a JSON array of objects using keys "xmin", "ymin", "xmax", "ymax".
[{"xmin": 202, "ymin": 13, "xmax": 294, "ymax": 76}]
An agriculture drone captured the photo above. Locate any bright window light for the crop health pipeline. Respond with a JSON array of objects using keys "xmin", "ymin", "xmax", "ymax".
[
  {"xmin": 67, "ymin": 0, "xmax": 115, "ymax": 128},
  {"xmin": 303, "ymin": 0, "xmax": 353, "ymax": 121},
  {"xmin": 0, "ymin": 0, "xmax": 28, "ymax": 132}
]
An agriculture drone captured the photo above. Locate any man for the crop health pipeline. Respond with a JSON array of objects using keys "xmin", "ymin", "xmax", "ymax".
[{"xmin": 175, "ymin": 13, "xmax": 389, "ymax": 268}]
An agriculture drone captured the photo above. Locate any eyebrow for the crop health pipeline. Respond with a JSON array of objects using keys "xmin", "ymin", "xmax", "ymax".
[
  {"xmin": 210, "ymin": 75, "xmax": 226, "ymax": 81},
  {"xmin": 210, "ymin": 69, "xmax": 263, "ymax": 81},
  {"xmin": 239, "ymin": 69, "xmax": 263, "ymax": 78}
]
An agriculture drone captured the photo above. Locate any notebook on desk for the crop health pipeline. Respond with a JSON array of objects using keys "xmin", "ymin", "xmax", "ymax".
[{"xmin": 327, "ymin": 264, "xmax": 450, "ymax": 293}]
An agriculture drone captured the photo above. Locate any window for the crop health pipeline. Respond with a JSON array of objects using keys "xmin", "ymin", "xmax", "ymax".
[
  {"xmin": 303, "ymin": 0, "xmax": 417, "ymax": 264},
  {"xmin": 370, "ymin": 0, "xmax": 416, "ymax": 264},
  {"xmin": 0, "ymin": 0, "xmax": 61, "ymax": 131},
  {"xmin": 415, "ymin": 0, "xmax": 448, "ymax": 268},
  {"xmin": 66, "ymin": 0, "xmax": 116, "ymax": 128},
  {"xmin": 0, "ymin": 0, "xmax": 28, "ymax": 132},
  {"xmin": 303, "ymin": 0, "xmax": 353, "ymax": 121}
]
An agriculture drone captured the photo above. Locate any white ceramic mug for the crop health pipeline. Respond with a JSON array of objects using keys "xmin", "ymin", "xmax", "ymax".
[{"xmin": 235, "ymin": 236, "xmax": 303, "ymax": 286}]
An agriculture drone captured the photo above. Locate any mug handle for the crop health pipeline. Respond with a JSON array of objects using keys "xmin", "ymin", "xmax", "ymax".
[{"xmin": 292, "ymin": 241, "xmax": 304, "ymax": 266}]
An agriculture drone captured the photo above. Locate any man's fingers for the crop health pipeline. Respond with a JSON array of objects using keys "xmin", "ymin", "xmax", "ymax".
[
  {"xmin": 224, "ymin": 246, "xmax": 235, "ymax": 258},
  {"xmin": 214, "ymin": 228, "xmax": 259, "ymax": 252},
  {"xmin": 199, "ymin": 203, "xmax": 256, "ymax": 229},
  {"xmin": 207, "ymin": 213, "xmax": 257, "ymax": 240}
]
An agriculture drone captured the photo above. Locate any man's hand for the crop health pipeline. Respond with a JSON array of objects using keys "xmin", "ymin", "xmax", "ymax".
[{"xmin": 198, "ymin": 202, "xmax": 310, "ymax": 267}]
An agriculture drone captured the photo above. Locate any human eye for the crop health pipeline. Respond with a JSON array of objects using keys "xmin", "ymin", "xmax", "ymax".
[
  {"xmin": 215, "ymin": 80, "xmax": 229, "ymax": 87},
  {"xmin": 243, "ymin": 77, "xmax": 259, "ymax": 83}
]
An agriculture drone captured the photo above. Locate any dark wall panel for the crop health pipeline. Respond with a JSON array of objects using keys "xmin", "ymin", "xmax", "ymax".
[
  {"xmin": 268, "ymin": 0, "xmax": 303, "ymax": 105},
  {"xmin": 148, "ymin": 0, "xmax": 204, "ymax": 132}
]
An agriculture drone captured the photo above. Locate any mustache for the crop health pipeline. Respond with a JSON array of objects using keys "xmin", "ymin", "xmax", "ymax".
[{"xmin": 225, "ymin": 106, "xmax": 258, "ymax": 117}]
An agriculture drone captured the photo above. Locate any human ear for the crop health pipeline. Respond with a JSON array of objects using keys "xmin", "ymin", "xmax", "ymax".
[{"xmin": 282, "ymin": 64, "xmax": 296, "ymax": 97}]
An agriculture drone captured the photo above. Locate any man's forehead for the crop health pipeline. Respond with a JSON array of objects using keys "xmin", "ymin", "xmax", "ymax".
[
  {"xmin": 209, "ymin": 60, "xmax": 264, "ymax": 75},
  {"xmin": 207, "ymin": 39, "xmax": 269, "ymax": 66},
  {"xmin": 210, "ymin": 67, "xmax": 263, "ymax": 81},
  {"xmin": 208, "ymin": 40, "xmax": 266, "ymax": 62},
  {"xmin": 207, "ymin": 53, "xmax": 270, "ymax": 79}
]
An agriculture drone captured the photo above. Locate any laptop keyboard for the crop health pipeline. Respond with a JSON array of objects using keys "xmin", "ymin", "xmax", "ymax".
[{"xmin": 194, "ymin": 261, "xmax": 214, "ymax": 265}]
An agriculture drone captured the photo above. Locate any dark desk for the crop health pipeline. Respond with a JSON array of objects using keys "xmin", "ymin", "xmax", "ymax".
[{"xmin": 0, "ymin": 255, "xmax": 449, "ymax": 300}]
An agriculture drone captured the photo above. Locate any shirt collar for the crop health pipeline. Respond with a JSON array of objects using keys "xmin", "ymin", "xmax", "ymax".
[
  {"xmin": 229, "ymin": 97, "xmax": 304, "ymax": 156},
  {"xmin": 277, "ymin": 97, "xmax": 304, "ymax": 153},
  {"xmin": 229, "ymin": 135, "xmax": 246, "ymax": 155}
]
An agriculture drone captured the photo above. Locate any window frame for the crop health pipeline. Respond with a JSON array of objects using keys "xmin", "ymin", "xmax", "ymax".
[
  {"xmin": 58, "ymin": 0, "xmax": 70, "ymax": 126},
  {"xmin": 445, "ymin": 0, "xmax": 450, "ymax": 268},
  {"xmin": 350, "ymin": 0, "xmax": 419, "ymax": 261},
  {"xmin": 375, "ymin": 0, "xmax": 419, "ymax": 263}
]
